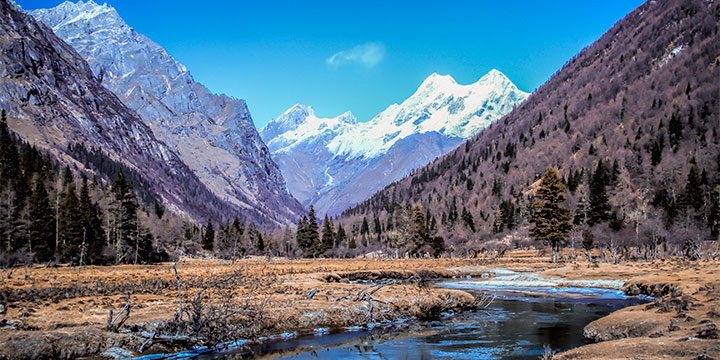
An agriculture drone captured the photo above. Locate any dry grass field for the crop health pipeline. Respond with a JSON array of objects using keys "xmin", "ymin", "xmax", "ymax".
[{"xmin": 0, "ymin": 252, "xmax": 718, "ymax": 359}]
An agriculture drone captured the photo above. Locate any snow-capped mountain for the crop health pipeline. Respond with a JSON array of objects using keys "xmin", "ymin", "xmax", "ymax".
[
  {"xmin": 261, "ymin": 70, "xmax": 529, "ymax": 216},
  {"xmin": 0, "ymin": 0, "xmax": 244, "ymax": 222},
  {"xmin": 30, "ymin": 0, "xmax": 303, "ymax": 225}
]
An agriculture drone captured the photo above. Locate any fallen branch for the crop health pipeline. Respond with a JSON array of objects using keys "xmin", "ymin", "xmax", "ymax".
[
  {"xmin": 107, "ymin": 295, "xmax": 131, "ymax": 332},
  {"xmin": 138, "ymin": 331, "xmax": 155, "ymax": 353}
]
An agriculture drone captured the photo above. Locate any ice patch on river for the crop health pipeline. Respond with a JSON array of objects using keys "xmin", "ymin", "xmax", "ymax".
[
  {"xmin": 439, "ymin": 268, "xmax": 629, "ymax": 300},
  {"xmin": 457, "ymin": 268, "xmax": 624, "ymax": 289},
  {"xmin": 440, "ymin": 282, "xmax": 629, "ymax": 300}
]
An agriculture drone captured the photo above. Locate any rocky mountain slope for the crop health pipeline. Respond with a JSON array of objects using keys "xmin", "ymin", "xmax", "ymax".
[
  {"xmin": 339, "ymin": 0, "xmax": 719, "ymax": 250},
  {"xmin": 29, "ymin": 0, "xmax": 304, "ymax": 225},
  {"xmin": 261, "ymin": 70, "xmax": 529, "ymax": 216},
  {"xmin": 0, "ymin": 0, "xmax": 282, "ymax": 224}
]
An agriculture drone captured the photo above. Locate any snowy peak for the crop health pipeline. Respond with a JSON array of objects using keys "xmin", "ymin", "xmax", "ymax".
[
  {"xmin": 418, "ymin": 72, "xmax": 458, "ymax": 91},
  {"xmin": 275, "ymin": 104, "xmax": 356, "ymax": 126},
  {"xmin": 260, "ymin": 105, "xmax": 357, "ymax": 153},
  {"xmin": 265, "ymin": 69, "xmax": 529, "ymax": 160},
  {"xmin": 280, "ymin": 103, "xmax": 315, "ymax": 121},
  {"xmin": 263, "ymin": 70, "xmax": 529, "ymax": 215},
  {"xmin": 478, "ymin": 68, "xmax": 510, "ymax": 84},
  {"xmin": 336, "ymin": 110, "xmax": 357, "ymax": 124}
]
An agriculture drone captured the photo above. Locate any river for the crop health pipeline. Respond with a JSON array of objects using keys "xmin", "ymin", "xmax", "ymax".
[{"xmin": 195, "ymin": 275, "xmax": 648, "ymax": 359}]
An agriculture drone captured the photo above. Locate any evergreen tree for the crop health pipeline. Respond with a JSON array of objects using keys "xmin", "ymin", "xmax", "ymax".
[
  {"xmin": 430, "ymin": 235, "xmax": 445, "ymax": 258},
  {"xmin": 28, "ymin": 178, "xmax": 55, "ymax": 261},
  {"xmin": 135, "ymin": 225, "xmax": 155, "ymax": 264},
  {"xmin": 335, "ymin": 224, "xmax": 347, "ymax": 248},
  {"xmin": 305, "ymin": 206, "xmax": 320, "ymax": 256},
  {"xmin": 153, "ymin": 200, "xmax": 164, "ymax": 219},
  {"xmin": 110, "ymin": 169, "xmax": 138, "ymax": 263},
  {"xmin": 296, "ymin": 215, "xmax": 307, "ymax": 252},
  {"xmin": 588, "ymin": 160, "xmax": 611, "ymax": 226},
  {"xmin": 79, "ymin": 176, "xmax": 105, "ymax": 265},
  {"xmin": 461, "ymin": 207, "xmax": 476, "ymax": 232},
  {"xmin": 668, "ymin": 112, "xmax": 683, "ymax": 148},
  {"xmin": 529, "ymin": 168, "xmax": 573, "ymax": 263},
  {"xmin": 499, "ymin": 199, "xmax": 516, "ymax": 230},
  {"xmin": 448, "ymin": 197, "xmax": 459, "ymax": 224},
  {"xmin": 59, "ymin": 177, "xmax": 82, "ymax": 261},
  {"xmin": 373, "ymin": 216, "xmax": 382, "ymax": 236},
  {"xmin": 256, "ymin": 231, "xmax": 265, "ymax": 253},
  {"xmin": 202, "ymin": 222, "xmax": 215, "ymax": 251},
  {"xmin": 360, "ymin": 217, "xmax": 370, "ymax": 235},
  {"xmin": 709, "ymin": 189, "xmax": 720, "ymax": 238},
  {"xmin": 321, "ymin": 214, "xmax": 335, "ymax": 254},
  {"xmin": 650, "ymin": 135, "xmax": 664, "ymax": 166},
  {"xmin": 683, "ymin": 166, "xmax": 704, "ymax": 211},
  {"xmin": 0, "ymin": 110, "xmax": 20, "ymax": 185}
]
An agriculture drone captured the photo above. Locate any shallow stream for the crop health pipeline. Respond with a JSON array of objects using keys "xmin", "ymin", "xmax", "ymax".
[{"xmin": 141, "ymin": 271, "xmax": 648, "ymax": 359}]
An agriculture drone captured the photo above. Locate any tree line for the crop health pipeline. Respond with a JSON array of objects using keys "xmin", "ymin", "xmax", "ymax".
[{"xmin": 0, "ymin": 110, "xmax": 168, "ymax": 265}]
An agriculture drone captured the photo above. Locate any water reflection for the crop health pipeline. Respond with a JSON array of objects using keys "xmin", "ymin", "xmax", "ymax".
[{"xmin": 206, "ymin": 283, "xmax": 646, "ymax": 360}]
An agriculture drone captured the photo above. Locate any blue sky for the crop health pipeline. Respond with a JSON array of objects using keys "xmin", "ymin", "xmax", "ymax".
[{"xmin": 20, "ymin": 0, "xmax": 644, "ymax": 128}]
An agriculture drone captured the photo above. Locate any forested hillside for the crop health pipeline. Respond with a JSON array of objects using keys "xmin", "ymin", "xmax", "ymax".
[
  {"xmin": 336, "ymin": 0, "xmax": 720, "ymax": 257},
  {"xmin": 0, "ymin": 0, "xmax": 285, "ymax": 227},
  {"xmin": 0, "ymin": 110, "xmax": 276, "ymax": 265}
]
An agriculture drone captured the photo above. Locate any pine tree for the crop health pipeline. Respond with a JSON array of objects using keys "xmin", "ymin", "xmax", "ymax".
[
  {"xmin": 529, "ymin": 168, "xmax": 573, "ymax": 263},
  {"xmin": 321, "ymin": 214, "xmax": 335, "ymax": 254},
  {"xmin": 256, "ymin": 231, "xmax": 265, "ymax": 253},
  {"xmin": 79, "ymin": 177, "xmax": 105, "ymax": 264},
  {"xmin": 709, "ymin": 189, "xmax": 720, "ymax": 239},
  {"xmin": 135, "ymin": 225, "xmax": 154, "ymax": 264},
  {"xmin": 0, "ymin": 110, "xmax": 20, "ymax": 186},
  {"xmin": 499, "ymin": 199, "xmax": 516, "ymax": 231},
  {"xmin": 430, "ymin": 235, "xmax": 445, "ymax": 257},
  {"xmin": 683, "ymin": 166, "xmax": 703, "ymax": 211},
  {"xmin": 668, "ymin": 112, "xmax": 683, "ymax": 148},
  {"xmin": 461, "ymin": 207, "xmax": 476, "ymax": 232},
  {"xmin": 59, "ymin": 177, "xmax": 82, "ymax": 261},
  {"xmin": 29, "ymin": 178, "xmax": 55, "ymax": 261},
  {"xmin": 202, "ymin": 222, "xmax": 215, "ymax": 251},
  {"xmin": 305, "ymin": 206, "xmax": 320, "ymax": 256},
  {"xmin": 110, "ymin": 169, "xmax": 138, "ymax": 263},
  {"xmin": 335, "ymin": 224, "xmax": 347, "ymax": 248},
  {"xmin": 588, "ymin": 160, "xmax": 611, "ymax": 226},
  {"xmin": 0, "ymin": 186, "xmax": 16, "ymax": 253},
  {"xmin": 360, "ymin": 217, "xmax": 370, "ymax": 235},
  {"xmin": 448, "ymin": 197, "xmax": 459, "ymax": 224},
  {"xmin": 373, "ymin": 216, "xmax": 382, "ymax": 236}
]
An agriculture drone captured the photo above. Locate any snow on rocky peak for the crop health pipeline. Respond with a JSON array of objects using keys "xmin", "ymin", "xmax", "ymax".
[
  {"xmin": 260, "ymin": 70, "xmax": 529, "ymax": 216},
  {"xmin": 30, "ymin": 0, "xmax": 304, "ymax": 225},
  {"xmin": 262, "ymin": 104, "xmax": 357, "ymax": 154}
]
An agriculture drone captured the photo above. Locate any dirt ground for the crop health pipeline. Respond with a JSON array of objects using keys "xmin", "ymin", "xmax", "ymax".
[{"xmin": 0, "ymin": 251, "xmax": 718, "ymax": 359}]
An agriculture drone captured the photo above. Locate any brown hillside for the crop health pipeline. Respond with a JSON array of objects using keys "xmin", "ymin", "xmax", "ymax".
[{"xmin": 340, "ymin": 0, "xmax": 719, "ymax": 254}]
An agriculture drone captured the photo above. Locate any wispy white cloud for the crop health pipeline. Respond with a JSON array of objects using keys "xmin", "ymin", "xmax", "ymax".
[{"xmin": 326, "ymin": 42, "xmax": 386, "ymax": 68}]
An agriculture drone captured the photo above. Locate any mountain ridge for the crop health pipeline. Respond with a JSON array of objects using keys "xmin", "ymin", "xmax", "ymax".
[
  {"xmin": 29, "ymin": 0, "xmax": 304, "ymax": 225},
  {"xmin": 0, "ymin": 0, "xmax": 251, "ymax": 223},
  {"xmin": 260, "ymin": 70, "xmax": 529, "ymax": 216},
  {"xmin": 338, "ymin": 0, "xmax": 719, "ymax": 252}
]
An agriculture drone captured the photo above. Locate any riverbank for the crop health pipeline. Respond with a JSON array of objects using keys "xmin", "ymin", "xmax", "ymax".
[
  {"xmin": 0, "ymin": 252, "xmax": 718, "ymax": 359},
  {"xmin": 0, "ymin": 258, "xmax": 487, "ymax": 359},
  {"xmin": 554, "ymin": 262, "xmax": 720, "ymax": 359}
]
